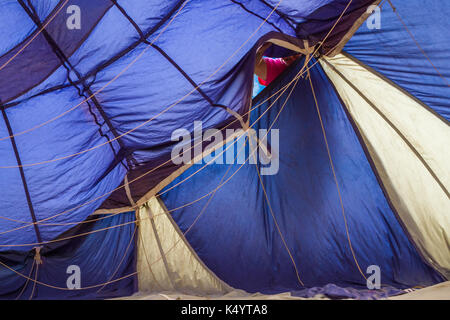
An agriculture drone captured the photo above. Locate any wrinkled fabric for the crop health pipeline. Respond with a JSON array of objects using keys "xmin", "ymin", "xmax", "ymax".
[
  {"xmin": 160, "ymin": 58, "xmax": 443, "ymax": 294},
  {"xmin": 0, "ymin": 0, "xmax": 377, "ymax": 249},
  {"xmin": 0, "ymin": 212, "xmax": 137, "ymax": 299},
  {"xmin": 0, "ymin": 0, "xmax": 447, "ymax": 299},
  {"xmin": 292, "ymin": 283, "xmax": 405, "ymax": 300}
]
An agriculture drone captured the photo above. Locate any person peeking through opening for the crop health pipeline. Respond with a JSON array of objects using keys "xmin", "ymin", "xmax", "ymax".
[{"xmin": 254, "ymin": 42, "xmax": 301, "ymax": 86}]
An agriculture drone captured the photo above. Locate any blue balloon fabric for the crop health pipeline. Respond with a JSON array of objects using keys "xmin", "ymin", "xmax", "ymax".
[{"xmin": 0, "ymin": 0, "xmax": 447, "ymax": 299}]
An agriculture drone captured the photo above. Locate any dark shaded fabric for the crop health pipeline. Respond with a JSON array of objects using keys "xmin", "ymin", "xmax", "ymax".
[{"xmin": 0, "ymin": 212, "xmax": 137, "ymax": 299}]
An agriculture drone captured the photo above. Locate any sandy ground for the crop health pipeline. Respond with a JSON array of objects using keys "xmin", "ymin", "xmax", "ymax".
[
  {"xmin": 116, "ymin": 289, "xmax": 328, "ymax": 300},
  {"xmin": 388, "ymin": 281, "xmax": 450, "ymax": 300},
  {"xmin": 115, "ymin": 281, "xmax": 450, "ymax": 300}
]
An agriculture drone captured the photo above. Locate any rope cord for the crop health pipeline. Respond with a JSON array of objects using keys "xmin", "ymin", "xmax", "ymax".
[
  {"xmin": 0, "ymin": 106, "xmax": 250, "ymax": 290},
  {"xmin": 0, "ymin": 58, "xmax": 301, "ymax": 226},
  {"xmin": 137, "ymin": 219, "xmax": 164, "ymax": 291},
  {"xmin": 307, "ymin": 66, "xmax": 367, "ymax": 282},
  {"xmin": 15, "ymin": 259, "xmax": 35, "ymax": 300}
]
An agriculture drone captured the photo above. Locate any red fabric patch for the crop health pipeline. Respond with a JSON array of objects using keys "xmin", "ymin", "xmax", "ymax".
[{"xmin": 258, "ymin": 57, "xmax": 287, "ymax": 86}]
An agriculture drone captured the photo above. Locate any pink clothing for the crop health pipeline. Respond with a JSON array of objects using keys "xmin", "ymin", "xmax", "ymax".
[{"xmin": 258, "ymin": 57, "xmax": 287, "ymax": 86}]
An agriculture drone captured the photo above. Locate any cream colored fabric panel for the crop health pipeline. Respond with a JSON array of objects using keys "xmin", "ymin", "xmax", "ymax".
[
  {"xmin": 320, "ymin": 54, "xmax": 450, "ymax": 278},
  {"xmin": 136, "ymin": 196, "xmax": 232, "ymax": 294}
]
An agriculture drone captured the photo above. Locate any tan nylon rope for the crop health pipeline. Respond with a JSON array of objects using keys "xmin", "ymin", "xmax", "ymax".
[{"xmin": 307, "ymin": 66, "xmax": 367, "ymax": 282}]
